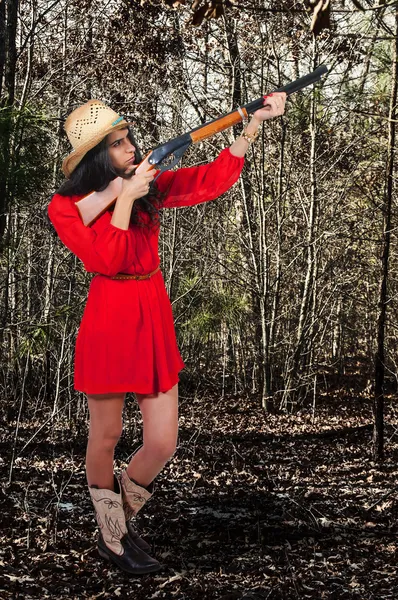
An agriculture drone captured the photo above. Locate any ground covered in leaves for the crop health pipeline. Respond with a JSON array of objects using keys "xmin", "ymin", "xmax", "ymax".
[{"xmin": 1, "ymin": 385, "xmax": 398, "ymax": 599}]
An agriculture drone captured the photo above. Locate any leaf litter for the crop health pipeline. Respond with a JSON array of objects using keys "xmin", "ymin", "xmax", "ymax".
[{"xmin": 1, "ymin": 388, "xmax": 397, "ymax": 599}]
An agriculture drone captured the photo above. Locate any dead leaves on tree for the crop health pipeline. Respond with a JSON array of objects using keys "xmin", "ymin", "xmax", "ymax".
[
  {"xmin": 305, "ymin": 0, "xmax": 332, "ymax": 36},
  {"xmin": 140, "ymin": 0, "xmax": 368, "ymax": 36},
  {"xmin": 305, "ymin": 0, "xmax": 365, "ymax": 36},
  {"xmin": 190, "ymin": 0, "xmax": 239, "ymax": 25},
  {"xmin": 168, "ymin": 0, "xmax": 237, "ymax": 26}
]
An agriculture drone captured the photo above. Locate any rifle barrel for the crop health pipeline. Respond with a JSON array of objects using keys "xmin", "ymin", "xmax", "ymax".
[{"xmin": 189, "ymin": 65, "xmax": 328, "ymax": 136}]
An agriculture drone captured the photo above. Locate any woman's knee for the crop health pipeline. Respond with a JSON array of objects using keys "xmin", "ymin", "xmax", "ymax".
[
  {"xmin": 145, "ymin": 436, "xmax": 178, "ymax": 463},
  {"xmin": 87, "ymin": 392, "xmax": 125, "ymax": 452},
  {"xmin": 137, "ymin": 384, "xmax": 179, "ymax": 462},
  {"xmin": 88, "ymin": 422, "xmax": 123, "ymax": 452}
]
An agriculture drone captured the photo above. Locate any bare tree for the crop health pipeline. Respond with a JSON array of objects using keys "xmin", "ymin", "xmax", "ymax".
[{"xmin": 373, "ymin": 9, "xmax": 398, "ymax": 460}]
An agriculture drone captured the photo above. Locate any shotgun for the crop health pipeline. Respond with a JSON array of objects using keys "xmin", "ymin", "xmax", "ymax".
[{"xmin": 75, "ymin": 65, "xmax": 328, "ymax": 226}]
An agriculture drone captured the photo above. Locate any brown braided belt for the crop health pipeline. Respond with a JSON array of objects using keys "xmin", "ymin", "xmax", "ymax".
[{"xmin": 109, "ymin": 265, "xmax": 160, "ymax": 280}]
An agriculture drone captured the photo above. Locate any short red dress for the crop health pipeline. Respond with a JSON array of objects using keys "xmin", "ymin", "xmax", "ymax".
[{"xmin": 48, "ymin": 147, "xmax": 245, "ymax": 394}]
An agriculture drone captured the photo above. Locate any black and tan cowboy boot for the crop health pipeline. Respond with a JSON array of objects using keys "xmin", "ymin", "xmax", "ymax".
[
  {"xmin": 107, "ymin": 473, "xmax": 151, "ymax": 553},
  {"xmin": 119, "ymin": 470, "xmax": 154, "ymax": 552},
  {"xmin": 88, "ymin": 476, "xmax": 161, "ymax": 575}
]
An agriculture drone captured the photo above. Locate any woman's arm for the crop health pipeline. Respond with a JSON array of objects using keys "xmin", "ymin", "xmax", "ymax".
[
  {"xmin": 48, "ymin": 194, "xmax": 136, "ymax": 277},
  {"xmin": 156, "ymin": 92, "xmax": 287, "ymax": 209},
  {"xmin": 111, "ymin": 155, "xmax": 155, "ymax": 228},
  {"xmin": 155, "ymin": 148, "xmax": 244, "ymax": 210}
]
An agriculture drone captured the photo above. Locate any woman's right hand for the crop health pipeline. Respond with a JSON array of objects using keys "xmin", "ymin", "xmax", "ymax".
[{"xmin": 120, "ymin": 154, "xmax": 156, "ymax": 203}]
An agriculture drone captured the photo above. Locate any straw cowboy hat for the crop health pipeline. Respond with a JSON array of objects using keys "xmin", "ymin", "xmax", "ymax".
[{"xmin": 62, "ymin": 99, "xmax": 133, "ymax": 177}]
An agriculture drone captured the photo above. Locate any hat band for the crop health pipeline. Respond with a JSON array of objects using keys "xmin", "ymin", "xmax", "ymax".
[{"xmin": 112, "ymin": 116, "xmax": 124, "ymax": 126}]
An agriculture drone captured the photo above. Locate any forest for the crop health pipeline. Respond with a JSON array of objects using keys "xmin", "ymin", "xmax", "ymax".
[{"xmin": 1, "ymin": 0, "xmax": 397, "ymax": 598}]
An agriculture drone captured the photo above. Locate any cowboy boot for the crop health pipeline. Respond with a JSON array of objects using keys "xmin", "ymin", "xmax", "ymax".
[
  {"xmin": 106, "ymin": 473, "xmax": 151, "ymax": 553},
  {"xmin": 119, "ymin": 470, "xmax": 154, "ymax": 551},
  {"xmin": 88, "ymin": 476, "xmax": 161, "ymax": 575}
]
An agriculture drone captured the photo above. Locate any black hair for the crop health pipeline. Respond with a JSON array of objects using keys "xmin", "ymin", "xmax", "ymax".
[{"xmin": 57, "ymin": 127, "xmax": 163, "ymax": 228}]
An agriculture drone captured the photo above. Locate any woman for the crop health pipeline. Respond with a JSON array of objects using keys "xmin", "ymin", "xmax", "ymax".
[{"xmin": 48, "ymin": 93, "xmax": 286, "ymax": 575}]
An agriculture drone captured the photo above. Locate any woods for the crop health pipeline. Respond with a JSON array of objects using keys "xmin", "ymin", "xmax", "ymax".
[
  {"xmin": 1, "ymin": 1, "xmax": 398, "ymax": 598},
  {"xmin": 1, "ymin": 0, "xmax": 395, "ymax": 422}
]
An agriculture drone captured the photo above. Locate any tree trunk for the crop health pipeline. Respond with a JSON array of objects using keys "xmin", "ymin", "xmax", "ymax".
[
  {"xmin": 43, "ymin": 1, "xmax": 68, "ymax": 403},
  {"xmin": 269, "ymin": 118, "xmax": 287, "ymax": 392},
  {"xmin": 0, "ymin": 0, "xmax": 18, "ymax": 248},
  {"xmin": 19, "ymin": 0, "xmax": 36, "ymax": 109},
  {"xmin": 373, "ymin": 10, "xmax": 398, "ymax": 460},
  {"xmin": 0, "ymin": 0, "xmax": 6, "ymax": 97},
  {"xmin": 282, "ymin": 36, "xmax": 319, "ymax": 411},
  {"xmin": 4, "ymin": 0, "xmax": 18, "ymax": 105},
  {"xmin": 223, "ymin": 12, "xmax": 273, "ymax": 405}
]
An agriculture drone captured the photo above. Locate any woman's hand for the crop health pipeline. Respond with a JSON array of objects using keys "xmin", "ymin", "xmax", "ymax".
[
  {"xmin": 120, "ymin": 154, "xmax": 156, "ymax": 203},
  {"xmin": 253, "ymin": 91, "xmax": 287, "ymax": 122},
  {"xmin": 229, "ymin": 92, "xmax": 287, "ymax": 158}
]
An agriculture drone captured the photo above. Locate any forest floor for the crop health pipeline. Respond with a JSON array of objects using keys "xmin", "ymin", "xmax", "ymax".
[{"xmin": 1, "ymin": 376, "xmax": 398, "ymax": 599}]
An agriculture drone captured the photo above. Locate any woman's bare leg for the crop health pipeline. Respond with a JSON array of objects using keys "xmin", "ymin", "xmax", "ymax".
[
  {"xmin": 86, "ymin": 393, "xmax": 126, "ymax": 490},
  {"xmin": 126, "ymin": 383, "xmax": 179, "ymax": 488}
]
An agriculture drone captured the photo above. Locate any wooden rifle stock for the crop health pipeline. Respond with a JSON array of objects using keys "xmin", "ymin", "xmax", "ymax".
[{"xmin": 76, "ymin": 65, "xmax": 328, "ymax": 226}]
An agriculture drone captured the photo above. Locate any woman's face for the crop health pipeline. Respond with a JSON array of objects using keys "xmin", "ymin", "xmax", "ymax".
[{"xmin": 107, "ymin": 127, "xmax": 136, "ymax": 176}]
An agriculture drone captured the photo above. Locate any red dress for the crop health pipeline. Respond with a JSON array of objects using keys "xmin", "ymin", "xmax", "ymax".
[{"xmin": 48, "ymin": 148, "xmax": 245, "ymax": 394}]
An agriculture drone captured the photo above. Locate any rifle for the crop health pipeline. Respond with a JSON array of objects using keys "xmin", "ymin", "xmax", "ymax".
[{"xmin": 76, "ymin": 65, "xmax": 328, "ymax": 226}]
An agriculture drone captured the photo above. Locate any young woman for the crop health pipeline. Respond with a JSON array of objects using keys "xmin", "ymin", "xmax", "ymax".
[{"xmin": 48, "ymin": 93, "xmax": 286, "ymax": 575}]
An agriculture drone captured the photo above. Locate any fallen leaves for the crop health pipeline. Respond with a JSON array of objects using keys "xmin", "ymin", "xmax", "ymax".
[{"xmin": 1, "ymin": 392, "xmax": 398, "ymax": 598}]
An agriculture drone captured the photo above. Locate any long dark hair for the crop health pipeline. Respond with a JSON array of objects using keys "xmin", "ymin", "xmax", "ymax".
[{"xmin": 57, "ymin": 127, "xmax": 162, "ymax": 228}]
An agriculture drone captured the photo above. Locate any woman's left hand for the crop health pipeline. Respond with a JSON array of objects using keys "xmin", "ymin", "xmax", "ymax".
[{"xmin": 253, "ymin": 91, "xmax": 287, "ymax": 122}]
